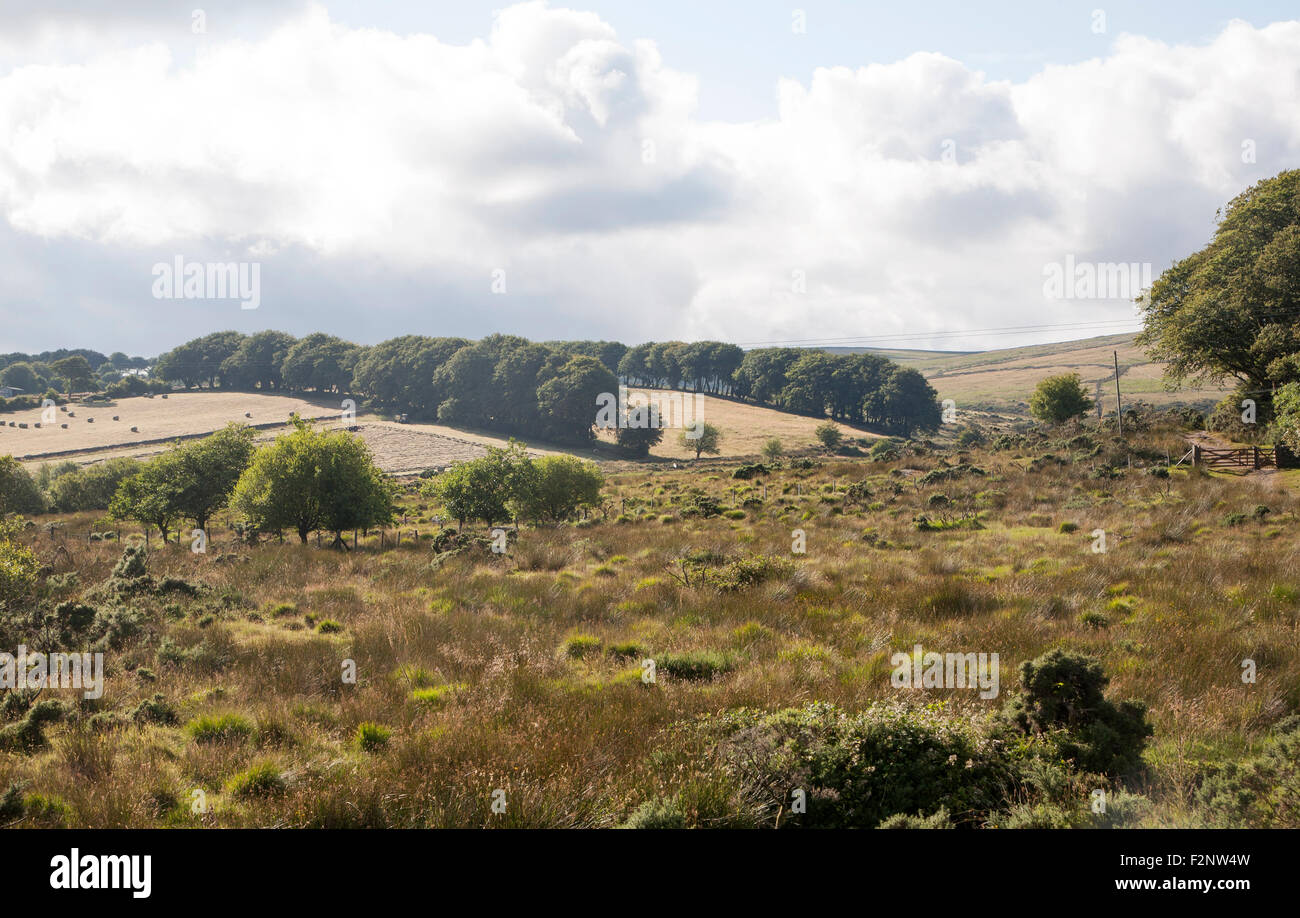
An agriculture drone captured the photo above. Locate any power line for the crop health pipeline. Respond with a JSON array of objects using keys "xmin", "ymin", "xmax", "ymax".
[{"xmin": 736, "ymin": 319, "xmax": 1143, "ymax": 349}]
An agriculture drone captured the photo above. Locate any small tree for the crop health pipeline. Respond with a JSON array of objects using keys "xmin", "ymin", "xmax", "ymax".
[
  {"xmin": 616, "ymin": 426, "xmax": 664, "ymax": 458},
  {"xmin": 678, "ymin": 423, "xmax": 722, "ymax": 460},
  {"xmin": 425, "ymin": 441, "xmax": 531, "ymax": 529},
  {"xmin": 230, "ymin": 417, "xmax": 393, "ymax": 544},
  {"xmin": 106, "ymin": 425, "xmax": 255, "ymax": 536},
  {"xmin": 761, "ymin": 438, "xmax": 784, "ymax": 463},
  {"xmin": 172, "ymin": 424, "xmax": 257, "ymax": 531},
  {"xmin": 51, "ymin": 356, "xmax": 98, "ymax": 393},
  {"xmin": 814, "ymin": 421, "xmax": 843, "ymax": 451},
  {"xmin": 110, "ymin": 453, "xmax": 184, "ymax": 540},
  {"xmin": 0, "ymin": 457, "xmax": 45, "ymax": 516},
  {"xmin": 1029, "ymin": 373, "xmax": 1094, "ymax": 425},
  {"xmin": 511, "ymin": 455, "xmax": 604, "ymax": 523}
]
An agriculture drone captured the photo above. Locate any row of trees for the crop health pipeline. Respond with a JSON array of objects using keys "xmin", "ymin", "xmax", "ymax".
[
  {"xmin": 731, "ymin": 348, "xmax": 941, "ymax": 433},
  {"xmin": 617, "ymin": 341, "xmax": 745, "ymax": 394},
  {"xmin": 98, "ymin": 420, "xmax": 395, "ymax": 545},
  {"xmin": 3, "ymin": 420, "xmax": 608, "ymax": 543},
  {"xmin": 154, "ymin": 332, "xmax": 620, "ymax": 445},
  {"xmin": 152, "ymin": 331, "xmax": 942, "ymax": 440},
  {"xmin": 1, "ymin": 350, "xmax": 152, "ymax": 397}
]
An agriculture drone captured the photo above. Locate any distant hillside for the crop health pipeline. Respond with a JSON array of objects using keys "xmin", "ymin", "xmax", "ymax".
[{"xmin": 831, "ymin": 333, "xmax": 1229, "ymax": 415}]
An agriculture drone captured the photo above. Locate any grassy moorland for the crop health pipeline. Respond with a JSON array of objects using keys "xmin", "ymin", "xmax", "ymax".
[{"xmin": 1, "ymin": 419, "xmax": 1298, "ymax": 829}]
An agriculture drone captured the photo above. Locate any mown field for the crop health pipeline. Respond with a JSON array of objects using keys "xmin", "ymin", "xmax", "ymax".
[
  {"xmin": 1, "ymin": 420, "xmax": 1298, "ymax": 828},
  {"xmin": 6, "ymin": 389, "xmax": 876, "ymax": 474}
]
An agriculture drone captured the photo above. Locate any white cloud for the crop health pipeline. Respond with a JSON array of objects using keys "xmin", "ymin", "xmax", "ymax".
[{"xmin": 0, "ymin": 4, "xmax": 1298, "ymax": 353}]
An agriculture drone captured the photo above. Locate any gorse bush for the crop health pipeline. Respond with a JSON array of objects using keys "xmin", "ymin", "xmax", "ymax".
[
  {"xmin": 621, "ymin": 796, "xmax": 688, "ymax": 829},
  {"xmin": 707, "ymin": 702, "xmax": 1013, "ymax": 829},
  {"xmin": 999, "ymin": 649, "xmax": 1152, "ymax": 778},
  {"xmin": 1197, "ymin": 716, "xmax": 1300, "ymax": 827},
  {"xmin": 878, "ymin": 807, "xmax": 953, "ymax": 829}
]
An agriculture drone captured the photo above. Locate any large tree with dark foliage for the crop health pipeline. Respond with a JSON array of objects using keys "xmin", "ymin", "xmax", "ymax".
[
  {"xmin": 1138, "ymin": 169, "xmax": 1300, "ymax": 406},
  {"xmin": 280, "ymin": 333, "xmax": 361, "ymax": 393},
  {"xmin": 220, "ymin": 330, "xmax": 297, "ymax": 391}
]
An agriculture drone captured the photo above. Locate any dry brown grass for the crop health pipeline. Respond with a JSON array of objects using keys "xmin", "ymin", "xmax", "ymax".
[{"xmin": 2, "ymin": 425, "xmax": 1298, "ymax": 827}]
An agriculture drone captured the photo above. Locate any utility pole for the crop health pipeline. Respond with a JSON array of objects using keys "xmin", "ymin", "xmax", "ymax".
[
  {"xmin": 1095, "ymin": 380, "xmax": 1103, "ymax": 427},
  {"xmin": 1113, "ymin": 351, "xmax": 1124, "ymax": 436}
]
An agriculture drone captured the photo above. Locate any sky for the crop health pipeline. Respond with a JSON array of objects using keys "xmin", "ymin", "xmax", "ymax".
[{"xmin": 0, "ymin": 0, "xmax": 1298, "ymax": 356}]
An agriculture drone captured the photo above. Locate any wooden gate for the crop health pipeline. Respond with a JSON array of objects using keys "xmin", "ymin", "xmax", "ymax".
[{"xmin": 1190, "ymin": 443, "xmax": 1276, "ymax": 473}]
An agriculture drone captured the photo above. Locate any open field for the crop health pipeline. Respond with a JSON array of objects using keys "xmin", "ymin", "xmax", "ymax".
[
  {"xmin": 2, "ymin": 422, "xmax": 1298, "ymax": 828},
  {"xmin": 886, "ymin": 333, "xmax": 1231, "ymax": 413},
  {"xmin": 1, "ymin": 335, "xmax": 1232, "ymax": 477},
  {"xmin": 597, "ymin": 390, "xmax": 880, "ymax": 461},
  {"xmin": 2, "ymin": 393, "xmax": 343, "ymax": 464},
  {"xmin": 9, "ymin": 389, "xmax": 879, "ymax": 474}
]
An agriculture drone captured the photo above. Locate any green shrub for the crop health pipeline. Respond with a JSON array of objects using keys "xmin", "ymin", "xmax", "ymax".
[
  {"xmin": 0, "ymin": 701, "xmax": 65, "ymax": 752},
  {"xmin": 999, "ymin": 649, "xmax": 1151, "ymax": 778},
  {"xmin": 814, "ymin": 422, "xmax": 843, "ymax": 451},
  {"xmin": 705, "ymin": 702, "xmax": 1012, "ymax": 828},
  {"xmin": 877, "ymin": 807, "xmax": 953, "ymax": 829},
  {"xmin": 918, "ymin": 464, "xmax": 985, "ymax": 485},
  {"xmin": 1268, "ymin": 584, "xmax": 1300, "ymax": 605},
  {"xmin": 316, "ymin": 619, "xmax": 343, "ymax": 634},
  {"xmin": 706, "ymin": 555, "xmax": 791, "ymax": 592},
  {"xmin": 1197, "ymin": 716, "xmax": 1300, "ymax": 827},
  {"xmin": 621, "ymin": 796, "xmax": 688, "ymax": 829},
  {"xmin": 1078, "ymin": 610, "xmax": 1109, "ymax": 629},
  {"xmin": 132, "ymin": 694, "xmax": 179, "ymax": 726}
]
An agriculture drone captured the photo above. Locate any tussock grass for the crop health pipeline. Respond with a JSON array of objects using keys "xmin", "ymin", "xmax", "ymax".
[{"xmin": 4, "ymin": 422, "xmax": 1299, "ymax": 826}]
